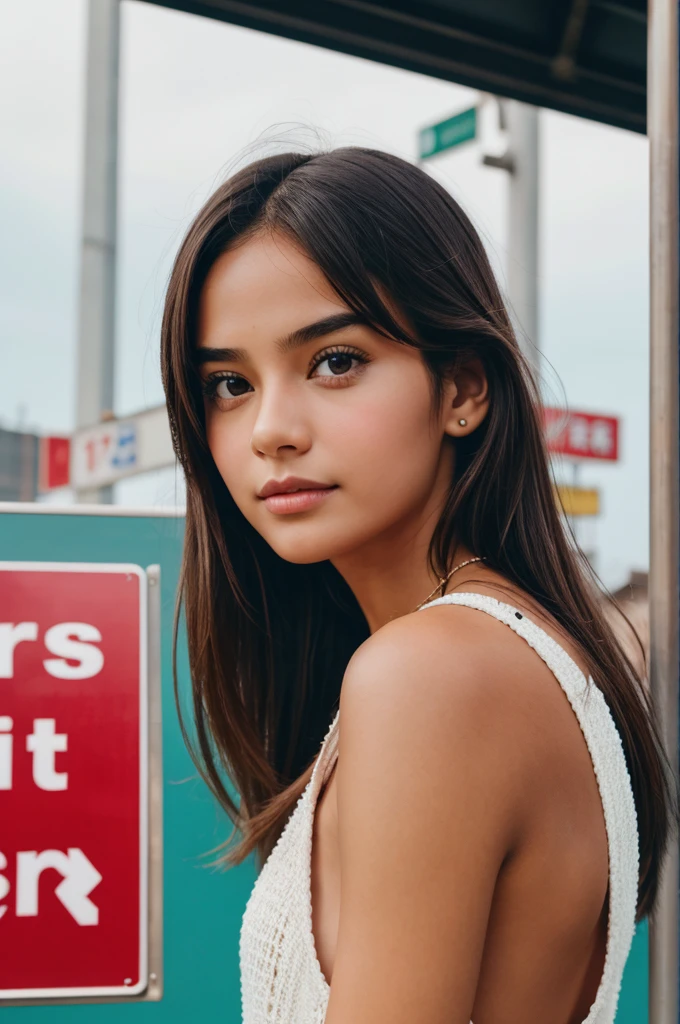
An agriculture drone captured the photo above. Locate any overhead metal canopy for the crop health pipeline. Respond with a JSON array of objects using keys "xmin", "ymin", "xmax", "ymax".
[{"xmin": 145, "ymin": 0, "xmax": 646, "ymax": 133}]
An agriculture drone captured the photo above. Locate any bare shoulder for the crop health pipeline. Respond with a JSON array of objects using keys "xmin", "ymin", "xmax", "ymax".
[
  {"xmin": 342, "ymin": 600, "xmax": 561, "ymax": 723},
  {"xmin": 335, "ymin": 605, "xmax": 544, "ymax": 879},
  {"xmin": 339, "ymin": 600, "xmax": 584, "ymax": 800}
]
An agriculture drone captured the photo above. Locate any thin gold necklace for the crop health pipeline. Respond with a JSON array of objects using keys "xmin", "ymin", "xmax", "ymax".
[{"xmin": 414, "ymin": 556, "xmax": 485, "ymax": 613}]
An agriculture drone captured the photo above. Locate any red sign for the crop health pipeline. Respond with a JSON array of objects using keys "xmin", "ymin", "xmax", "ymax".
[
  {"xmin": 0, "ymin": 563, "xmax": 148, "ymax": 1000},
  {"xmin": 543, "ymin": 407, "xmax": 619, "ymax": 461},
  {"xmin": 38, "ymin": 437, "xmax": 71, "ymax": 491}
]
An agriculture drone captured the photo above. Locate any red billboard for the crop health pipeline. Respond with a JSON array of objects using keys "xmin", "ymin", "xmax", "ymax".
[
  {"xmin": 543, "ymin": 407, "xmax": 619, "ymax": 461},
  {"xmin": 0, "ymin": 563, "xmax": 148, "ymax": 1000}
]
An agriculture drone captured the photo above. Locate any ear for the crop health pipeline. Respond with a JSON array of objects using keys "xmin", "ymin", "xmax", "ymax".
[{"xmin": 442, "ymin": 358, "xmax": 489, "ymax": 438}]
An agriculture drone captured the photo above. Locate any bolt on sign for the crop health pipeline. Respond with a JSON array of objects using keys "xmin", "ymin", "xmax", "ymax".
[
  {"xmin": 543, "ymin": 407, "xmax": 619, "ymax": 462},
  {"xmin": 0, "ymin": 563, "xmax": 158, "ymax": 1002}
]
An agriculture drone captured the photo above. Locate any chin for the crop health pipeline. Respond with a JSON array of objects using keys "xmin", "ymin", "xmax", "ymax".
[
  {"xmin": 265, "ymin": 539, "xmax": 340, "ymax": 565},
  {"xmin": 277, "ymin": 550, "xmax": 330, "ymax": 566},
  {"xmin": 262, "ymin": 527, "xmax": 361, "ymax": 567}
]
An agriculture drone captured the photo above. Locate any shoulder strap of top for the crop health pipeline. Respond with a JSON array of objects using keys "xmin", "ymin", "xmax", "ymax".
[
  {"xmin": 419, "ymin": 591, "xmax": 640, "ymax": 1023},
  {"xmin": 421, "ymin": 590, "xmax": 587, "ymax": 691}
]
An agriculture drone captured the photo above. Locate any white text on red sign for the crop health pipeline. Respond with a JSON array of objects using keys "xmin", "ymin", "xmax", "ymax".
[{"xmin": 1, "ymin": 619, "xmax": 104, "ymax": 928}]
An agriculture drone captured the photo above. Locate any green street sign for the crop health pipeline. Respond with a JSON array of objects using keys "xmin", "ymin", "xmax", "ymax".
[{"xmin": 418, "ymin": 105, "xmax": 477, "ymax": 160}]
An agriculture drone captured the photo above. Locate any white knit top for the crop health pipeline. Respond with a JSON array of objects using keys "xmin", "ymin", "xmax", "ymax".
[{"xmin": 240, "ymin": 593, "xmax": 640, "ymax": 1024}]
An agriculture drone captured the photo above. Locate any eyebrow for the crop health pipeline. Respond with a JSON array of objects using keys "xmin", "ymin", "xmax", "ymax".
[{"xmin": 195, "ymin": 311, "xmax": 364, "ymax": 365}]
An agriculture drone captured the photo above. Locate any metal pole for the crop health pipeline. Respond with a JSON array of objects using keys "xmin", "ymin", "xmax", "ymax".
[
  {"xmin": 75, "ymin": 0, "xmax": 120, "ymax": 503},
  {"xmin": 506, "ymin": 100, "xmax": 540, "ymax": 380},
  {"xmin": 648, "ymin": 0, "xmax": 679, "ymax": 1020}
]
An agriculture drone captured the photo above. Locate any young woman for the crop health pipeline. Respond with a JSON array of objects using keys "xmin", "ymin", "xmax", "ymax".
[{"xmin": 161, "ymin": 147, "xmax": 672, "ymax": 1024}]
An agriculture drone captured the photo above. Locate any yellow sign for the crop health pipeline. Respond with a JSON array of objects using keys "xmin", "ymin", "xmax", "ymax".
[{"xmin": 556, "ymin": 486, "xmax": 600, "ymax": 517}]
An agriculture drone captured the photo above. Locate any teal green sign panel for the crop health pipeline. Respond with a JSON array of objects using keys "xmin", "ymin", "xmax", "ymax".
[
  {"xmin": 419, "ymin": 105, "xmax": 477, "ymax": 160},
  {"xmin": 0, "ymin": 509, "xmax": 648, "ymax": 1021},
  {"xmin": 618, "ymin": 921, "xmax": 648, "ymax": 1023},
  {"xmin": 0, "ymin": 510, "xmax": 255, "ymax": 1022}
]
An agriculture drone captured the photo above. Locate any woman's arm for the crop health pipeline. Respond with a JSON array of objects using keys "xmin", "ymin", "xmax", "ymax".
[{"xmin": 324, "ymin": 608, "xmax": 530, "ymax": 1024}]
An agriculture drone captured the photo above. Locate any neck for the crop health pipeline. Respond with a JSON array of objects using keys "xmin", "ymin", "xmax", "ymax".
[
  {"xmin": 332, "ymin": 529, "xmax": 478, "ymax": 633},
  {"xmin": 330, "ymin": 450, "xmax": 475, "ymax": 632}
]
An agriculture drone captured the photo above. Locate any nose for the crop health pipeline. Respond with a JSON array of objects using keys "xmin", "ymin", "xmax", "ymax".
[{"xmin": 250, "ymin": 382, "xmax": 312, "ymax": 458}]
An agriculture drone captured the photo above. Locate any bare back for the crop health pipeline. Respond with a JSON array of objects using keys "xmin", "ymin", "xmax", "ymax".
[
  {"xmin": 311, "ymin": 589, "xmax": 634, "ymax": 1023},
  {"xmin": 240, "ymin": 588, "xmax": 638, "ymax": 1024}
]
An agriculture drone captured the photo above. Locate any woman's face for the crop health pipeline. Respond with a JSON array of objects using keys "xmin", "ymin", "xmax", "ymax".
[{"xmin": 196, "ymin": 230, "xmax": 483, "ymax": 566}]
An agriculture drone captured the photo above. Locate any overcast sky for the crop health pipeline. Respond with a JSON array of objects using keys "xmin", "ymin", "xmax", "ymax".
[{"xmin": 0, "ymin": 0, "xmax": 650, "ymax": 589}]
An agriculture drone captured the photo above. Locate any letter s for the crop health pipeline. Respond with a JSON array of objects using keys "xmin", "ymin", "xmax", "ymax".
[{"xmin": 43, "ymin": 623, "xmax": 104, "ymax": 680}]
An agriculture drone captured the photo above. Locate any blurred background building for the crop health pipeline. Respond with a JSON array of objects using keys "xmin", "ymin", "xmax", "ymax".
[{"xmin": 0, "ymin": 428, "xmax": 39, "ymax": 502}]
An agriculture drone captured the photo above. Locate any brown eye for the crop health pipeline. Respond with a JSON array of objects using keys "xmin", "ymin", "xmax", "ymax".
[
  {"xmin": 215, "ymin": 375, "xmax": 252, "ymax": 398},
  {"xmin": 314, "ymin": 352, "xmax": 356, "ymax": 377}
]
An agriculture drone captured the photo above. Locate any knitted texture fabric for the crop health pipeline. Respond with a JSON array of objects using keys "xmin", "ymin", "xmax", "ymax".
[
  {"xmin": 240, "ymin": 714, "xmax": 337, "ymax": 1023},
  {"xmin": 240, "ymin": 592, "xmax": 639, "ymax": 1024}
]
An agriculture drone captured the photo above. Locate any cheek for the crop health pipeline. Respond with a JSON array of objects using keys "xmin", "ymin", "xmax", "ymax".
[
  {"xmin": 204, "ymin": 408, "xmax": 249, "ymax": 494},
  {"xmin": 323, "ymin": 369, "xmax": 440, "ymax": 494}
]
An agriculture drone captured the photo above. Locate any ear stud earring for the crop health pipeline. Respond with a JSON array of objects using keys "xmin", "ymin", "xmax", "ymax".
[{"xmin": 458, "ymin": 418, "xmax": 467, "ymax": 427}]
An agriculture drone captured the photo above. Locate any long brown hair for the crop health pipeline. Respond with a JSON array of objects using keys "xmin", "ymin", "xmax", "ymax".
[{"xmin": 161, "ymin": 146, "xmax": 673, "ymax": 918}]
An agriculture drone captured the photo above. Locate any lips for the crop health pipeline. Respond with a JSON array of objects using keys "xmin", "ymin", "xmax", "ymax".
[
  {"xmin": 257, "ymin": 476, "xmax": 336, "ymax": 499},
  {"xmin": 257, "ymin": 477, "xmax": 339, "ymax": 516}
]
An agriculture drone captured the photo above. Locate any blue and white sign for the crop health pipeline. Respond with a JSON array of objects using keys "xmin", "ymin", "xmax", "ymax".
[{"xmin": 70, "ymin": 407, "xmax": 174, "ymax": 490}]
